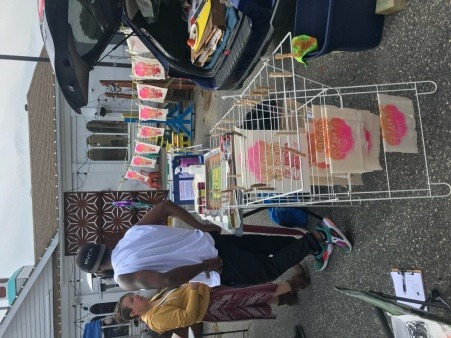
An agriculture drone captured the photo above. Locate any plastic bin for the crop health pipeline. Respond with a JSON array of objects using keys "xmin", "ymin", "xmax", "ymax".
[{"xmin": 294, "ymin": 0, "xmax": 385, "ymax": 59}]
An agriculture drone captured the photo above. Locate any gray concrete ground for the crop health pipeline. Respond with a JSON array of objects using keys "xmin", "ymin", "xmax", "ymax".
[{"xmin": 190, "ymin": 1, "xmax": 450, "ymax": 337}]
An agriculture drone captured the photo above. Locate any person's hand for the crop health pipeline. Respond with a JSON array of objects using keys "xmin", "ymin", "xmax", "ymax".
[
  {"xmin": 189, "ymin": 282, "xmax": 199, "ymax": 290},
  {"xmin": 202, "ymin": 257, "xmax": 223, "ymax": 278}
]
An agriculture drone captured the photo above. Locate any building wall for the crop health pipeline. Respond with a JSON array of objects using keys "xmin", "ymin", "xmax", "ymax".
[{"xmin": 15, "ymin": 266, "xmax": 34, "ymax": 294}]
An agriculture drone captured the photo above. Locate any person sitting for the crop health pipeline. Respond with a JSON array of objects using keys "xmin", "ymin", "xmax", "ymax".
[
  {"xmin": 114, "ymin": 265, "xmax": 310, "ymax": 335},
  {"xmin": 76, "ymin": 200, "xmax": 352, "ymax": 291}
]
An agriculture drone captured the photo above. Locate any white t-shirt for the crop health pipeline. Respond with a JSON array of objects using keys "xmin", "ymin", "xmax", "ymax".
[{"xmin": 112, "ymin": 225, "xmax": 220, "ymax": 287}]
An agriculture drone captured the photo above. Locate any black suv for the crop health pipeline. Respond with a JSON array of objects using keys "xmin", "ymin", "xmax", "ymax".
[{"xmin": 39, "ymin": 0, "xmax": 295, "ymax": 112}]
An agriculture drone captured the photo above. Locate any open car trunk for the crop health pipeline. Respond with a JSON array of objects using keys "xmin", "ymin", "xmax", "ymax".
[
  {"xmin": 124, "ymin": 0, "xmax": 244, "ymax": 72},
  {"xmin": 123, "ymin": 0, "xmax": 283, "ymax": 89}
]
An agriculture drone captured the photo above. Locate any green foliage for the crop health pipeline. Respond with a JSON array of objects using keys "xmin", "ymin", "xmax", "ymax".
[{"xmin": 76, "ymin": 0, "xmax": 102, "ymax": 40}]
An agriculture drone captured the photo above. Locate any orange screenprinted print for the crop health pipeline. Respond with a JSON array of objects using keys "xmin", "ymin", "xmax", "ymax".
[{"xmin": 312, "ymin": 105, "xmax": 365, "ymax": 174}]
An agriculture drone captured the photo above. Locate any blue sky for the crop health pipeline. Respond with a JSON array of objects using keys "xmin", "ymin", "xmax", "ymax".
[{"xmin": 0, "ymin": 0, "xmax": 43, "ymax": 309}]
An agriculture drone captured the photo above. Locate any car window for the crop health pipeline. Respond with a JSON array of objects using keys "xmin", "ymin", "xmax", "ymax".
[{"xmin": 68, "ymin": 0, "xmax": 105, "ymax": 57}]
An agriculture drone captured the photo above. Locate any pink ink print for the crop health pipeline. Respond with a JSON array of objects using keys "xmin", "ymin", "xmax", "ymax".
[
  {"xmin": 126, "ymin": 171, "xmax": 139, "ymax": 179},
  {"xmin": 327, "ymin": 118, "xmax": 355, "ymax": 160},
  {"xmin": 131, "ymin": 156, "xmax": 155, "ymax": 166},
  {"xmin": 364, "ymin": 128, "xmax": 372, "ymax": 153},
  {"xmin": 247, "ymin": 140, "xmax": 301, "ymax": 181},
  {"xmin": 132, "ymin": 157, "xmax": 145, "ymax": 165},
  {"xmin": 140, "ymin": 107, "xmax": 163, "ymax": 119},
  {"xmin": 134, "ymin": 62, "xmax": 162, "ymax": 77},
  {"xmin": 136, "ymin": 144, "xmax": 146, "ymax": 152},
  {"xmin": 247, "ymin": 140, "xmax": 266, "ymax": 182},
  {"xmin": 135, "ymin": 142, "xmax": 157, "ymax": 153},
  {"xmin": 139, "ymin": 87, "xmax": 163, "ymax": 99},
  {"xmin": 139, "ymin": 126, "xmax": 163, "ymax": 137},
  {"xmin": 380, "ymin": 104, "xmax": 408, "ymax": 146}
]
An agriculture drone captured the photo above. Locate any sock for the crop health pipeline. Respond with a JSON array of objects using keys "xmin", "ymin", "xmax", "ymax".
[
  {"xmin": 316, "ymin": 228, "xmax": 328, "ymax": 242},
  {"xmin": 306, "ymin": 232, "xmax": 325, "ymax": 256}
]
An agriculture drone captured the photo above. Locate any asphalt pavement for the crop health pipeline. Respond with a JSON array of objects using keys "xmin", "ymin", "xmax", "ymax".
[{"xmin": 190, "ymin": 1, "xmax": 451, "ymax": 337}]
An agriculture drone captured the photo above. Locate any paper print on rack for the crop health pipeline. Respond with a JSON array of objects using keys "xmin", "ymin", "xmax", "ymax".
[
  {"xmin": 130, "ymin": 155, "xmax": 156, "ymax": 168},
  {"xmin": 134, "ymin": 141, "xmax": 161, "ymax": 154},
  {"xmin": 233, "ymin": 127, "xmax": 311, "ymax": 193},
  {"xmin": 132, "ymin": 56, "xmax": 165, "ymax": 80},
  {"xmin": 378, "ymin": 94, "xmax": 418, "ymax": 153},
  {"xmin": 125, "ymin": 170, "xmax": 148, "ymax": 181},
  {"xmin": 138, "ymin": 105, "xmax": 168, "ymax": 121},
  {"xmin": 137, "ymin": 84, "xmax": 168, "ymax": 103},
  {"xmin": 137, "ymin": 126, "xmax": 166, "ymax": 138},
  {"xmin": 361, "ymin": 110, "xmax": 382, "ymax": 172},
  {"xmin": 312, "ymin": 105, "xmax": 366, "ymax": 174}
]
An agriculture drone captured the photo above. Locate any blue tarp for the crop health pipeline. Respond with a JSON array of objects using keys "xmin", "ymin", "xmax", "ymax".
[{"xmin": 83, "ymin": 320, "xmax": 101, "ymax": 338}]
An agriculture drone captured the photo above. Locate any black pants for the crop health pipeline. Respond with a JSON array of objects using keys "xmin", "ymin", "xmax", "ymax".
[{"xmin": 210, "ymin": 232, "xmax": 320, "ymax": 286}]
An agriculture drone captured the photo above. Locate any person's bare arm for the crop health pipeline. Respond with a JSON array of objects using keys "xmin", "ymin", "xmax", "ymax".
[
  {"xmin": 136, "ymin": 200, "xmax": 221, "ymax": 233},
  {"xmin": 117, "ymin": 257, "xmax": 223, "ymax": 290}
]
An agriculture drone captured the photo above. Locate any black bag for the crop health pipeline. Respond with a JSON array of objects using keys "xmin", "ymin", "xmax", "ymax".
[{"xmin": 242, "ymin": 100, "xmax": 279, "ymax": 130}]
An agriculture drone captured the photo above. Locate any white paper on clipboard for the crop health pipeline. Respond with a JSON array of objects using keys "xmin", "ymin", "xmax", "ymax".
[{"xmin": 391, "ymin": 269, "xmax": 426, "ymax": 309}]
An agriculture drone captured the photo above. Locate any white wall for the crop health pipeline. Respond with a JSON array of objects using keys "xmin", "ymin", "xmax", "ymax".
[{"xmin": 58, "ymin": 42, "xmax": 161, "ymax": 194}]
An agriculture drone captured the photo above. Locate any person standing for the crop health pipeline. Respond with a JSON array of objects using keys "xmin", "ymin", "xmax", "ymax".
[
  {"xmin": 76, "ymin": 200, "xmax": 351, "ymax": 290},
  {"xmin": 114, "ymin": 270, "xmax": 310, "ymax": 335}
]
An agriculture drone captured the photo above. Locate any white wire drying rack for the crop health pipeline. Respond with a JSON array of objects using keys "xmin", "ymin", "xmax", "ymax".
[{"xmin": 207, "ymin": 32, "xmax": 450, "ymax": 213}]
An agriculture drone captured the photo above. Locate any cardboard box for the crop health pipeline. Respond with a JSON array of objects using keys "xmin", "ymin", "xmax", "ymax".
[
  {"xmin": 376, "ymin": 0, "xmax": 406, "ymax": 15},
  {"xmin": 191, "ymin": 0, "xmax": 226, "ymax": 63}
]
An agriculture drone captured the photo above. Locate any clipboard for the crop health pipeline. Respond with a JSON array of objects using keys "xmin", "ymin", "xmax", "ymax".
[{"xmin": 390, "ymin": 268, "xmax": 426, "ymax": 309}]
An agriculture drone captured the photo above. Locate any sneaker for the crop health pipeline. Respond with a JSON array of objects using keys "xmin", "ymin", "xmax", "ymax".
[
  {"xmin": 320, "ymin": 217, "xmax": 353, "ymax": 253},
  {"xmin": 313, "ymin": 242, "xmax": 333, "ymax": 271},
  {"xmin": 294, "ymin": 325, "xmax": 306, "ymax": 338}
]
